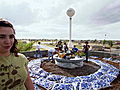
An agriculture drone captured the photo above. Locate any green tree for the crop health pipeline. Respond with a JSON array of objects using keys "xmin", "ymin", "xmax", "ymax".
[
  {"xmin": 102, "ymin": 40, "xmax": 106, "ymax": 46},
  {"xmin": 17, "ymin": 41, "xmax": 35, "ymax": 52}
]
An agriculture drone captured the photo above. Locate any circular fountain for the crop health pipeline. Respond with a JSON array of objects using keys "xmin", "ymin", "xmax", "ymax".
[{"xmin": 54, "ymin": 56, "xmax": 85, "ymax": 69}]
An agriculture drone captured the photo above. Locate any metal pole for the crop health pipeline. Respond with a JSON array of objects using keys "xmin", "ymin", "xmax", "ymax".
[
  {"xmin": 69, "ymin": 17, "xmax": 72, "ymax": 43},
  {"xmin": 68, "ymin": 17, "xmax": 73, "ymax": 48}
]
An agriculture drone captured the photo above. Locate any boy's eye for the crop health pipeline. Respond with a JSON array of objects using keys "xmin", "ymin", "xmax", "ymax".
[
  {"xmin": 0, "ymin": 34, "xmax": 15, "ymax": 39},
  {"xmin": 9, "ymin": 35, "xmax": 15, "ymax": 38},
  {"xmin": 0, "ymin": 35, "xmax": 6, "ymax": 38}
]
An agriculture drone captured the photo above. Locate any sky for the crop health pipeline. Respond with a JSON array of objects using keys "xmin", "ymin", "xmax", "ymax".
[{"xmin": 0, "ymin": 0, "xmax": 120, "ymax": 40}]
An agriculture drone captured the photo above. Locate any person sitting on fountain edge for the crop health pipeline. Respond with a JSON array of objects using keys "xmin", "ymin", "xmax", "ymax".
[{"xmin": 72, "ymin": 45, "xmax": 78, "ymax": 54}]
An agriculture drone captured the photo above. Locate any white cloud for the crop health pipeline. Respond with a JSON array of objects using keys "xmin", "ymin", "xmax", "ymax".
[
  {"xmin": 91, "ymin": 0, "xmax": 120, "ymax": 25},
  {"xmin": 0, "ymin": 1, "xmax": 38, "ymax": 25},
  {"xmin": 0, "ymin": 0, "xmax": 120, "ymax": 40}
]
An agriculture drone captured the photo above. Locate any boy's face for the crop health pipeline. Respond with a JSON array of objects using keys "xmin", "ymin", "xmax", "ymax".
[{"xmin": 0, "ymin": 27, "xmax": 15, "ymax": 54}]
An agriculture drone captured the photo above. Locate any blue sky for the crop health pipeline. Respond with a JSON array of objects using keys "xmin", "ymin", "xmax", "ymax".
[{"xmin": 0, "ymin": 0, "xmax": 120, "ymax": 40}]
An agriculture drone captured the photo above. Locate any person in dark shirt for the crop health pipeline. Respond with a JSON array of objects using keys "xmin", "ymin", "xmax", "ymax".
[
  {"xmin": 56, "ymin": 41, "xmax": 63, "ymax": 52},
  {"xmin": 63, "ymin": 42, "xmax": 68, "ymax": 53},
  {"xmin": 83, "ymin": 41, "xmax": 90, "ymax": 62}
]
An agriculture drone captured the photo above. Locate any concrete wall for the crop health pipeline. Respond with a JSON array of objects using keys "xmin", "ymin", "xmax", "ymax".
[
  {"xmin": 21, "ymin": 50, "xmax": 118, "ymax": 58},
  {"xmin": 21, "ymin": 50, "xmax": 48, "ymax": 58},
  {"xmin": 89, "ymin": 51, "xmax": 118, "ymax": 58}
]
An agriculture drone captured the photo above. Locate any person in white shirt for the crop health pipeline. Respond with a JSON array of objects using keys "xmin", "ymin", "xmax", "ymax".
[
  {"xmin": 35, "ymin": 42, "xmax": 42, "ymax": 58},
  {"xmin": 48, "ymin": 47, "xmax": 59, "ymax": 60}
]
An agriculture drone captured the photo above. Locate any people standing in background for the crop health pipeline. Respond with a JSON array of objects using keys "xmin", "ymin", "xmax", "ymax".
[
  {"xmin": 56, "ymin": 41, "xmax": 63, "ymax": 52},
  {"xmin": 35, "ymin": 42, "xmax": 42, "ymax": 58},
  {"xmin": 0, "ymin": 19, "xmax": 34, "ymax": 90},
  {"xmin": 83, "ymin": 41, "xmax": 90, "ymax": 62},
  {"xmin": 63, "ymin": 42, "xmax": 68, "ymax": 53}
]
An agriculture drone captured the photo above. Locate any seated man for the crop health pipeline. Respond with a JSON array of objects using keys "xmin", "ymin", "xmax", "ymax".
[{"xmin": 72, "ymin": 45, "xmax": 78, "ymax": 54}]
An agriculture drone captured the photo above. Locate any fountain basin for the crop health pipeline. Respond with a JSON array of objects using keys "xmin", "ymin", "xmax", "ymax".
[{"xmin": 54, "ymin": 57, "xmax": 84, "ymax": 69}]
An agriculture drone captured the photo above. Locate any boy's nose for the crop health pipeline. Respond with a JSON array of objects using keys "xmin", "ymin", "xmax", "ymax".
[{"xmin": 5, "ymin": 37, "xmax": 11, "ymax": 43}]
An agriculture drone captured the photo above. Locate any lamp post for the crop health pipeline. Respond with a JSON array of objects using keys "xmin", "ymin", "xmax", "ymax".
[
  {"xmin": 105, "ymin": 34, "xmax": 107, "ymax": 40},
  {"xmin": 66, "ymin": 8, "xmax": 75, "ymax": 48}
]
